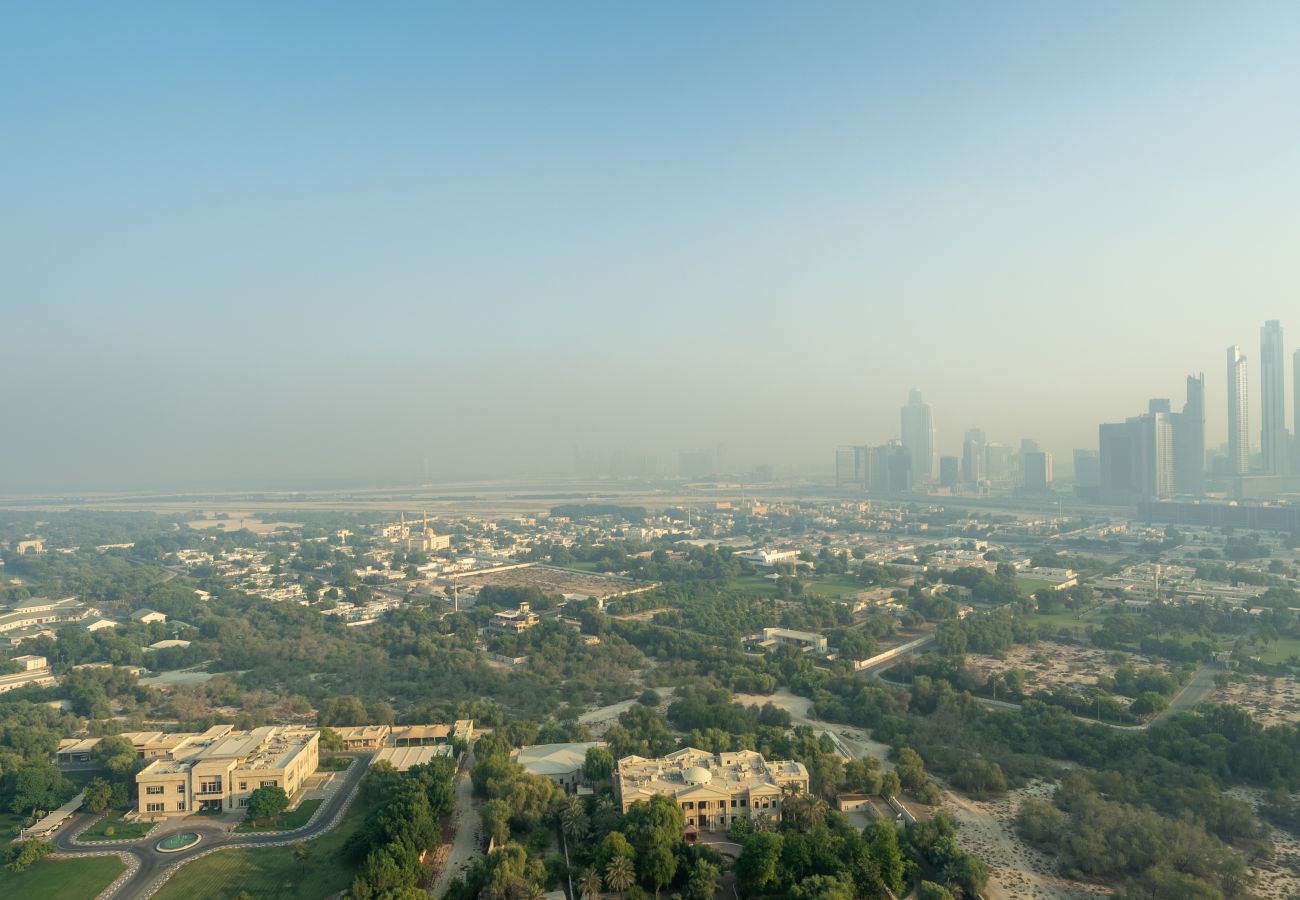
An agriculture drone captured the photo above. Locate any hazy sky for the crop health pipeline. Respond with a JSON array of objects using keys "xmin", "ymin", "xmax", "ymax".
[{"xmin": 4, "ymin": 2, "xmax": 1300, "ymax": 490}]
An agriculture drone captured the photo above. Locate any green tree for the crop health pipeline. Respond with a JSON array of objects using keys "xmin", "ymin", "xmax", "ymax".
[
  {"xmin": 916, "ymin": 881, "xmax": 955, "ymax": 900},
  {"xmin": 685, "ymin": 857, "xmax": 719, "ymax": 900},
  {"xmin": 245, "ymin": 785, "xmax": 290, "ymax": 822},
  {"xmin": 293, "ymin": 840, "xmax": 311, "ymax": 872},
  {"xmin": 83, "ymin": 777, "xmax": 115, "ymax": 814},
  {"xmin": 605, "ymin": 854, "xmax": 636, "ymax": 896},
  {"xmin": 735, "ymin": 831, "xmax": 783, "ymax": 894},
  {"xmin": 319, "ymin": 727, "xmax": 345, "ymax": 752},
  {"xmin": 642, "ymin": 844, "xmax": 676, "ymax": 898},
  {"xmin": 578, "ymin": 867, "xmax": 604, "ymax": 899},
  {"xmin": 584, "ymin": 745, "xmax": 615, "ymax": 782},
  {"xmin": 10, "ymin": 763, "xmax": 71, "ymax": 817}
]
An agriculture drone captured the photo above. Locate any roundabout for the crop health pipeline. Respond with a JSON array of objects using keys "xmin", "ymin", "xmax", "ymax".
[{"xmin": 155, "ymin": 832, "xmax": 201, "ymax": 853}]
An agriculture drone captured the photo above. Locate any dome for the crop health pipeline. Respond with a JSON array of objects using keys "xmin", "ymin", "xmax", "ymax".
[{"xmin": 683, "ymin": 766, "xmax": 712, "ymax": 785}]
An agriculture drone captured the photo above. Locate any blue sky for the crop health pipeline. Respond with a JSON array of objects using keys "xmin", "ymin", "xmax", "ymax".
[{"xmin": 3, "ymin": 2, "xmax": 1300, "ymax": 488}]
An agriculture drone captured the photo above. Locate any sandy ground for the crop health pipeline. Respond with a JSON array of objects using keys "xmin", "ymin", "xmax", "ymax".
[
  {"xmin": 579, "ymin": 687, "xmax": 678, "ymax": 737},
  {"xmin": 454, "ymin": 565, "xmax": 650, "ymax": 600},
  {"xmin": 945, "ymin": 782, "xmax": 1112, "ymax": 900},
  {"xmin": 965, "ymin": 641, "xmax": 1176, "ymax": 698},
  {"xmin": 186, "ymin": 516, "xmax": 301, "ymax": 533},
  {"xmin": 732, "ymin": 689, "xmax": 896, "ymax": 767},
  {"xmin": 1226, "ymin": 787, "xmax": 1300, "ymax": 900},
  {"xmin": 1209, "ymin": 675, "xmax": 1300, "ymax": 726}
]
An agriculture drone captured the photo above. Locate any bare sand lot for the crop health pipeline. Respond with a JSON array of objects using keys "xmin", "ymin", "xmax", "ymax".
[
  {"xmin": 1209, "ymin": 675, "xmax": 1300, "ymax": 726},
  {"xmin": 945, "ymin": 782, "xmax": 1112, "ymax": 900},
  {"xmin": 455, "ymin": 564, "xmax": 655, "ymax": 600},
  {"xmin": 965, "ymin": 641, "xmax": 1176, "ymax": 696},
  {"xmin": 186, "ymin": 514, "xmax": 301, "ymax": 534},
  {"xmin": 1226, "ymin": 787, "xmax": 1300, "ymax": 900}
]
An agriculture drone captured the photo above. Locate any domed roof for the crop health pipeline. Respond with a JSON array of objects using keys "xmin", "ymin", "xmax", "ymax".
[{"xmin": 683, "ymin": 766, "xmax": 712, "ymax": 785}]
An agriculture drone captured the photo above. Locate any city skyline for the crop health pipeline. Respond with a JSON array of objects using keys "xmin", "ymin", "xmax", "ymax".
[{"xmin": 5, "ymin": 4, "xmax": 1300, "ymax": 490}]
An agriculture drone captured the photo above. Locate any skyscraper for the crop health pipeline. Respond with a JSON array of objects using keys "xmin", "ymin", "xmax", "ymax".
[
  {"xmin": 1174, "ymin": 373, "xmax": 1205, "ymax": 495},
  {"xmin": 1260, "ymin": 320, "xmax": 1288, "ymax": 475},
  {"xmin": 1227, "ymin": 345, "xmax": 1250, "ymax": 475},
  {"xmin": 961, "ymin": 427, "xmax": 985, "ymax": 483},
  {"xmin": 1294, "ymin": 348, "xmax": 1300, "ymax": 473},
  {"xmin": 1022, "ymin": 451, "xmax": 1052, "ymax": 493},
  {"xmin": 900, "ymin": 389, "xmax": 936, "ymax": 484}
]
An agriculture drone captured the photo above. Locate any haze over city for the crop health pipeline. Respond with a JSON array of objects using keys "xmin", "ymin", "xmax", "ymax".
[{"xmin": 4, "ymin": 2, "xmax": 1300, "ymax": 490}]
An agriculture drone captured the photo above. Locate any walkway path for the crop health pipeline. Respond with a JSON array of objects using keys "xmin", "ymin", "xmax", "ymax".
[{"xmin": 431, "ymin": 750, "xmax": 481, "ymax": 898}]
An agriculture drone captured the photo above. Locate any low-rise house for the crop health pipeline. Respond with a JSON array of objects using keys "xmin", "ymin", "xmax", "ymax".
[
  {"xmin": 490, "ymin": 602, "xmax": 540, "ymax": 634},
  {"xmin": 333, "ymin": 724, "xmax": 391, "ymax": 750},
  {"xmin": 135, "ymin": 725, "xmax": 319, "ymax": 818},
  {"xmin": 0, "ymin": 655, "xmax": 56, "ymax": 694},
  {"xmin": 130, "ymin": 609, "xmax": 168, "ymax": 624},
  {"xmin": 512, "ymin": 741, "xmax": 603, "ymax": 794}
]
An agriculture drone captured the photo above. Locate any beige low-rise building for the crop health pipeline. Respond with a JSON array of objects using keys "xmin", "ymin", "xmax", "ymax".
[
  {"xmin": 615, "ymin": 748, "xmax": 809, "ymax": 831},
  {"xmin": 333, "ymin": 724, "xmax": 391, "ymax": 750},
  {"xmin": 135, "ymin": 725, "xmax": 319, "ymax": 818}
]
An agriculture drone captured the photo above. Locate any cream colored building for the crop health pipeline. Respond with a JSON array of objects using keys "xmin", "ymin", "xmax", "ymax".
[
  {"xmin": 135, "ymin": 725, "xmax": 319, "ymax": 818},
  {"xmin": 490, "ymin": 602, "xmax": 539, "ymax": 634},
  {"xmin": 615, "ymin": 748, "xmax": 809, "ymax": 831}
]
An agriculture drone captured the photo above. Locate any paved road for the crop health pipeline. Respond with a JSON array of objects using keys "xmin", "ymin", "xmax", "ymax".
[
  {"xmin": 431, "ymin": 750, "xmax": 481, "ymax": 898},
  {"xmin": 969, "ymin": 662, "xmax": 1221, "ymax": 731},
  {"xmin": 52, "ymin": 753, "xmax": 371, "ymax": 900}
]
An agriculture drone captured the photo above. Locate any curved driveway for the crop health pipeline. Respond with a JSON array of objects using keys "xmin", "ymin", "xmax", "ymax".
[{"xmin": 52, "ymin": 753, "xmax": 371, "ymax": 900}]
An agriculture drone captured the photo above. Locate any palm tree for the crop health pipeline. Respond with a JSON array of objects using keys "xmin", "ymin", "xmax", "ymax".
[
  {"xmin": 561, "ymin": 795, "xmax": 589, "ymax": 842},
  {"xmin": 605, "ymin": 855, "xmax": 635, "ymax": 896},
  {"xmin": 578, "ymin": 867, "xmax": 604, "ymax": 899}
]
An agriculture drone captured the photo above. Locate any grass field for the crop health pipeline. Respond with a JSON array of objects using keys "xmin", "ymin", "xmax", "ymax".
[
  {"xmin": 1016, "ymin": 576, "xmax": 1061, "ymax": 595},
  {"xmin": 152, "ymin": 796, "xmax": 370, "ymax": 900},
  {"xmin": 78, "ymin": 810, "xmax": 156, "ymax": 841},
  {"xmin": 1257, "ymin": 636, "xmax": 1300, "ymax": 665},
  {"xmin": 802, "ymin": 575, "xmax": 864, "ymax": 599},
  {"xmin": 235, "ymin": 799, "xmax": 323, "ymax": 833},
  {"xmin": 0, "ymin": 855, "xmax": 124, "ymax": 900}
]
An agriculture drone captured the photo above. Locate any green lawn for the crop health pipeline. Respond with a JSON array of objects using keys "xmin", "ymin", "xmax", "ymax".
[
  {"xmin": 235, "ymin": 799, "xmax": 323, "ymax": 833},
  {"xmin": 724, "ymin": 574, "xmax": 778, "ymax": 596},
  {"xmin": 152, "ymin": 796, "xmax": 370, "ymax": 900},
  {"xmin": 1016, "ymin": 576, "xmax": 1061, "ymax": 595},
  {"xmin": 802, "ymin": 575, "xmax": 864, "ymax": 599},
  {"xmin": 1256, "ymin": 636, "xmax": 1300, "ymax": 665},
  {"xmin": 0, "ymin": 809, "xmax": 31, "ymax": 840},
  {"xmin": 78, "ymin": 810, "xmax": 157, "ymax": 841},
  {"xmin": 0, "ymin": 855, "xmax": 124, "ymax": 900}
]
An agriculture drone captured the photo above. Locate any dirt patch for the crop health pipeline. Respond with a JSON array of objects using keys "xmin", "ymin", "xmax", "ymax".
[
  {"xmin": 1226, "ymin": 786, "xmax": 1300, "ymax": 900},
  {"xmin": 966, "ymin": 641, "xmax": 1177, "ymax": 699},
  {"xmin": 455, "ymin": 565, "xmax": 653, "ymax": 600},
  {"xmin": 945, "ymin": 782, "xmax": 1111, "ymax": 900},
  {"xmin": 1209, "ymin": 675, "xmax": 1300, "ymax": 726}
]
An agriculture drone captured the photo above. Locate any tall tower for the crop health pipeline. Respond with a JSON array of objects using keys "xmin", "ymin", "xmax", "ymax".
[
  {"xmin": 1294, "ymin": 348, "xmax": 1300, "ymax": 473},
  {"xmin": 1174, "ymin": 373, "xmax": 1205, "ymax": 495},
  {"xmin": 900, "ymin": 389, "xmax": 936, "ymax": 484},
  {"xmin": 1227, "ymin": 346, "xmax": 1251, "ymax": 475},
  {"xmin": 1260, "ymin": 320, "xmax": 1288, "ymax": 475}
]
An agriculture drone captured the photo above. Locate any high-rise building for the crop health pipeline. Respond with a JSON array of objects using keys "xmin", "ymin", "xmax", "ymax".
[
  {"xmin": 1022, "ymin": 451, "xmax": 1052, "ymax": 493},
  {"xmin": 885, "ymin": 442, "xmax": 913, "ymax": 493},
  {"xmin": 1073, "ymin": 449, "xmax": 1100, "ymax": 488},
  {"xmin": 1174, "ymin": 373, "xmax": 1206, "ymax": 495},
  {"xmin": 1099, "ymin": 402, "xmax": 1175, "ymax": 502},
  {"xmin": 1294, "ymin": 348, "xmax": 1300, "ymax": 473},
  {"xmin": 1227, "ymin": 345, "xmax": 1250, "ymax": 475},
  {"xmin": 961, "ymin": 428, "xmax": 985, "ymax": 483},
  {"xmin": 985, "ymin": 444, "xmax": 1014, "ymax": 482},
  {"xmin": 835, "ymin": 448, "xmax": 856, "ymax": 486},
  {"xmin": 900, "ymin": 389, "xmax": 936, "ymax": 484},
  {"xmin": 1260, "ymin": 320, "xmax": 1288, "ymax": 475},
  {"xmin": 1099, "ymin": 422, "xmax": 1140, "ymax": 502},
  {"xmin": 938, "ymin": 456, "xmax": 959, "ymax": 488}
]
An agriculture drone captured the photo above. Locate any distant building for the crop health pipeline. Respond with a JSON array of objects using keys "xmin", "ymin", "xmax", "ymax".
[
  {"xmin": 938, "ymin": 456, "xmax": 959, "ymax": 488},
  {"xmin": 735, "ymin": 548, "xmax": 801, "ymax": 567},
  {"xmin": 1174, "ymin": 373, "xmax": 1206, "ymax": 495},
  {"xmin": 1260, "ymin": 321, "xmax": 1289, "ymax": 476},
  {"xmin": 1022, "ymin": 451, "xmax": 1053, "ymax": 493},
  {"xmin": 962, "ymin": 428, "xmax": 986, "ymax": 483},
  {"xmin": 1072, "ymin": 449, "xmax": 1100, "ymax": 488},
  {"xmin": 753, "ymin": 627, "xmax": 828, "ymax": 654},
  {"xmin": 490, "ymin": 602, "xmax": 540, "ymax": 634},
  {"xmin": 0, "ymin": 597, "xmax": 96, "ymax": 634},
  {"xmin": 615, "ymin": 748, "xmax": 809, "ymax": 830},
  {"xmin": 512, "ymin": 741, "xmax": 604, "ymax": 794},
  {"xmin": 900, "ymin": 389, "xmax": 936, "ymax": 483},
  {"xmin": 0, "ymin": 655, "xmax": 56, "ymax": 694},
  {"xmin": 130, "ymin": 609, "xmax": 167, "ymax": 624},
  {"xmin": 1227, "ymin": 345, "xmax": 1250, "ymax": 476}
]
